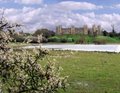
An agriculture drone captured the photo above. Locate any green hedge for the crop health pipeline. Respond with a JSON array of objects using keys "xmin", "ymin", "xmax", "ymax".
[{"xmin": 48, "ymin": 37, "xmax": 60, "ymax": 42}]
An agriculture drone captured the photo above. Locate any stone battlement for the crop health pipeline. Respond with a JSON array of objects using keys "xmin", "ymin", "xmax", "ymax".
[{"xmin": 56, "ymin": 25, "xmax": 102, "ymax": 36}]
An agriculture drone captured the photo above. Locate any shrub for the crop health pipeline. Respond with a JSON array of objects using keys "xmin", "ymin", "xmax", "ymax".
[
  {"xmin": 0, "ymin": 47, "xmax": 68, "ymax": 93},
  {"xmin": 48, "ymin": 37, "xmax": 60, "ymax": 42},
  {"xmin": 25, "ymin": 36, "xmax": 48, "ymax": 43},
  {"xmin": 75, "ymin": 37, "xmax": 86, "ymax": 44},
  {"xmin": 42, "ymin": 37, "xmax": 48, "ymax": 43},
  {"xmin": 29, "ymin": 37, "xmax": 38, "ymax": 43},
  {"xmin": 67, "ymin": 38, "xmax": 74, "ymax": 42},
  {"xmin": 12, "ymin": 35, "xmax": 26, "ymax": 42},
  {"xmin": 75, "ymin": 39, "xmax": 83, "ymax": 44},
  {"xmin": 93, "ymin": 40, "xmax": 106, "ymax": 44},
  {"xmin": 102, "ymin": 30, "xmax": 108, "ymax": 36},
  {"xmin": 48, "ymin": 37, "xmax": 73, "ymax": 43},
  {"xmin": 0, "ymin": 14, "xmax": 67, "ymax": 93},
  {"xmin": 60, "ymin": 38, "xmax": 67, "ymax": 43},
  {"xmin": 94, "ymin": 36, "xmax": 107, "ymax": 44}
]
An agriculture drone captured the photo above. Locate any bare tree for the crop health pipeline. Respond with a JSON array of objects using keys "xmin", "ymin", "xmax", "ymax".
[{"xmin": 111, "ymin": 24, "xmax": 115, "ymax": 33}]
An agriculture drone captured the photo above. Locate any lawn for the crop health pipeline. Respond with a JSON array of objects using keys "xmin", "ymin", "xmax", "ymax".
[
  {"xmin": 48, "ymin": 34, "xmax": 120, "ymax": 44},
  {"xmin": 41, "ymin": 50, "xmax": 120, "ymax": 93},
  {"xmin": 9, "ymin": 42, "xmax": 31, "ymax": 48}
]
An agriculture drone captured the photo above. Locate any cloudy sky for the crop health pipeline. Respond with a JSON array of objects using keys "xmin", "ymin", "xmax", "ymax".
[{"xmin": 0, "ymin": 0, "xmax": 120, "ymax": 32}]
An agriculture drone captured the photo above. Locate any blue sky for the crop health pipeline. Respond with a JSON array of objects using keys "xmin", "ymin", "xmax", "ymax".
[{"xmin": 0, "ymin": 0, "xmax": 120, "ymax": 32}]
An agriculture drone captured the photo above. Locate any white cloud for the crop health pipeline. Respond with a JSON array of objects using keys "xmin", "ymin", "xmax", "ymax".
[
  {"xmin": 15, "ymin": 0, "xmax": 43, "ymax": 4},
  {"xmin": 1, "ymin": 1, "xmax": 120, "ymax": 33},
  {"xmin": 55, "ymin": 1, "xmax": 103, "ymax": 11},
  {"xmin": 112, "ymin": 4, "xmax": 120, "ymax": 8},
  {"xmin": 0, "ymin": 0, "xmax": 43, "ymax": 4},
  {"xmin": 3, "ymin": 7, "xmax": 120, "ymax": 32}
]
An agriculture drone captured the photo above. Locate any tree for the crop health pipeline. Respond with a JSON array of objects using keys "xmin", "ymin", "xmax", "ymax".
[
  {"xmin": 0, "ymin": 12, "xmax": 67, "ymax": 93},
  {"xmin": 102, "ymin": 30, "xmax": 108, "ymax": 36},
  {"xmin": 111, "ymin": 24, "xmax": 115, "ymax": 34},
  {"xmin": 33, "ymin": 29, "xmax": 55, "ymax": 38},
  {"xmin": 110, "ymin": 24, "xmax": 116, "ymax": 37}
]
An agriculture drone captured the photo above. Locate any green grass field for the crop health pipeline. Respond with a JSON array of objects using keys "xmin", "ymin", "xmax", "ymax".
[
  {"xmin": 9, "ymin": 42, "xmax": 31, "ymax": 48},
  {"xmin": 49, "ymin": 34, "xmax": 120, "ymax": 44},
  {"xmin": 42, "ymin": 50, "xmax": 120, "ymax": 93}
]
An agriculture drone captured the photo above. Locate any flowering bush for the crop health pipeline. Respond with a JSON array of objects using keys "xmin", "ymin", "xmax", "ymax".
[{"xmin": 0, "ymin": 12, "xmax": 67, "ymax": 93}]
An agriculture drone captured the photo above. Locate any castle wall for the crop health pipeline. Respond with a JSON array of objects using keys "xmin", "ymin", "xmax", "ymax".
[
  {"xmin": 71, "ymin": 26, "xmax": 75, "ymax": 34},
  {"xmin": 75, "ymin": 28, "xmax": 84, "ymax": 34},
  {"xmin": 56, "ymin": 25, "xmax": 101, "ymax": 36},
  {"xmin": 62, "ymin": 28, "xmax": 71, "ymax": 34}
]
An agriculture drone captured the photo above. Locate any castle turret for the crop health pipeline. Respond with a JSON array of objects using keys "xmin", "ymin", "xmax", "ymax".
[
  {"xmin": 92, "ymin": 24, "xmax": 97, "ymax": 36},
  {"xmin": 92, "ymin": 25, "xmax": 97, "ymax": 32},
  {"xmin": 56, "ymin": 25, "xmax": 62, "ymax": 35},
  {"xmin": 97, "ymin": 25, "xmax": 101, "ymax": 35},
  {"xmin": 83, "ymin": 25, "xmax": 88, "ymax": 35}
]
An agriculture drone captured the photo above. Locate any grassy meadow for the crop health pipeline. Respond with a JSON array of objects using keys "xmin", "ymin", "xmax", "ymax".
[
  {"xmin": 48, "ymin": 34, "xmax": 120, "ymax": 44},
  {"xmin": 41, "ymin": 50, "xmax": 120, "ymax": 93}
]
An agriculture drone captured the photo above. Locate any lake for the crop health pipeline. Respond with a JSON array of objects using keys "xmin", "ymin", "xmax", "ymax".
[{"xmin": 23, "ymin": 44, "xmax": 120, "ymax": 53}]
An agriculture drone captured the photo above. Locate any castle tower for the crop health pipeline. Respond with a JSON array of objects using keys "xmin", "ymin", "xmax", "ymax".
[
  {"xmin": 92, "ymin": 24, "xmax": 97, "ymax": 36},
  {"xmin": 70, "ymin": 25, "xmax": 75, "ymax": 34},
  {"xmin": 56, "ymin": 25, "xmax": 62, "ymax": 35},
  {"xmin": 92, "ymin": 25, "xmax": 97, "ymax": 32},
  {"xmin": 83, "ymin": 25, "xmax": 88, "ymax": 35},
  {"xmin": 97, "ymin": 25, "xmax": 101, "ymax": 35}
]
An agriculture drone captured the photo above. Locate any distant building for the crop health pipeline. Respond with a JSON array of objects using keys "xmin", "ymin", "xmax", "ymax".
[{"xmin": 56, "ymin": 25, "xmax": 102, "ymax": 36}]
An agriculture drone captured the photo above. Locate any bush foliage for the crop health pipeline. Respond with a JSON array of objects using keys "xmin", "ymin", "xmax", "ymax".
[{"xmin": 0, "ymin": 13, "xmax": 67, "ymax": 93}]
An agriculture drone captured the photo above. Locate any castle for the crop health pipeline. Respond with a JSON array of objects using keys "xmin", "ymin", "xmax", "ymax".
[{"xmin": 56, "ymin": 25, "xmax": 102, "ymax": 36}]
